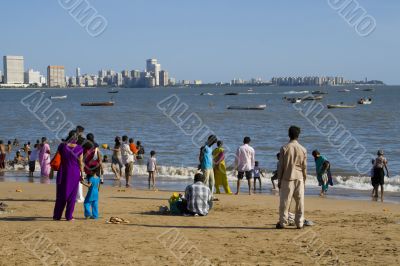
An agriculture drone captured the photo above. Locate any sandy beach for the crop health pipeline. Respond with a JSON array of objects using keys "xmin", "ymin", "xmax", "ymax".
[{"xmin": 0, "ymin": 182, "xmax": 398, "ymax": 265}]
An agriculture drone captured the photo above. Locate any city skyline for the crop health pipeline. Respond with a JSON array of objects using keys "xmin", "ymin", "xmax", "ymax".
[{"xmin": 0, "ymin": 1, "xmax": 399, "ymax": 84}]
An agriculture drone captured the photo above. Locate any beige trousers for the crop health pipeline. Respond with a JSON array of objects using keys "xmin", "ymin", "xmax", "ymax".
[{"xmin": 279, "ymin": 179, "xmax": 304, "ymax": 227}]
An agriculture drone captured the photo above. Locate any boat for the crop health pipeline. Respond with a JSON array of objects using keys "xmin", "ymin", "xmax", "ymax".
[
  {"xmin": 50, "ymin": 95, "xmax": 67, "ymax": 100},
  {"xmin": 200, "ymin": 93, "xmax": 213, "ymax": 96},
  {"xmin": 312, "ymin": 90, "xmax": 328, "ymax": 95},
  {"xmin": 327, "ymin": 104, "xmax": 356, "ymax": 109},
  {"xmin": 81, "ymin": 101, "xmax": 114, "ymax": 107},
  {"xmin": 363, "ymin": 88, "xmax": 375, "ymax": 92},
  {"xmin": 285, "ymin": 97, "xmax": 302, "ymax": 103},
  {"xmin": 224, "ymin": 92, "xmax": 239, "ymax": 96},
  {"xmin": 227, "ymin": 105, "xmax": 266, "ymax": 110},
  {"xmin": 354, "ymin": 87, "xmax": 360, "ymax": 90},
  {"xmin": 247, "ymin": 88, "xmax": 254, "ymax": 92},
  {"xmin": 302, "ymin": 96, "xmax": 323, "ymax": 101},
  {"xmin": 338, "ymin": 89, "xmax": 351, "ymax": 93},
  {"xmin": 108, "ymin": 90, "xmax": 119, "ymax": 94},
  {"xmin": 358, "ymin": 98, "xmax": 372, "ymax": 105}
]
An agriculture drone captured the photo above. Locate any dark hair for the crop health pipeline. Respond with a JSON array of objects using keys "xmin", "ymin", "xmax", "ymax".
[
  {"xmin": 288, "ymin": 126, "xmax": 301, "ymax": 140},
  {"xmin": 76, "ymin": 125, "xmax": 85, "ymax": 133},
  {"xmin": 276, "ymin": 153, "xmax": 280, "ymax": 159},
  {"xmin": 217, "ymin": 140, "xmax": 223, "ymax": 147},
  {"xmin": 28, "ymin": 151, "xmax": 32, "ymax": 155},
  {"xmin": 312, "ymin": 150, "xmax": 320, "ymax": 157},
  {"xmin": 207, "ymin": 135, "xmax": 217, "ymax": 146},
  {"xmin": 41, "ymin": 137, "xmax": 47, "ymax": 143},
  {"xmin": 36, "ymin": 139, "xmax": 40, "ymax": 144},
  {"xmin": 371, "ymin": 159, "xmax": 375, "ymax": 164},
  {"xmin": 194, "ymin": 173, "xmax": 205, "ymax": 183},
  {"xmin": 129, "ymin": 138, "xmax": 134, "ymax": 143},
  {"xmin": 137, "ymin": 141, "xmax": 141, "ymax": 146},
  {"xmin": 8, "ymin": 140, "xmax": 11, "ymax": 144},
  {"xmin": 27, "ymin": 142, "xmax": 31, "ymax": 145},
  {"xmin": 66, "ymin": 130, "xmax": 78, "ymax": 142},
  {"xmin": 0, "ymin": 140, "xmax": 3, "ymax": 144},
  {"xmin": 255, "ymin": 161, "xmax": 259, "ymax": 166},
  {"xmin": 150, "ymin": 150, "xmax": 156, "ymax": 156},
  {"xmin": 243, "ymin": 136, "xmax": 251, "ymax": 144},
  {"xmin": 122, "ymin": 135, "xmax": 128, "ymax": 142},
  {"xmin": 86, "ymin": 133, "xmax": 94, "ymax": 142}
]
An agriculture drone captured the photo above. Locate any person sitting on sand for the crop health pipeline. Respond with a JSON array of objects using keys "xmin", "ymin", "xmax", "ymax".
[
  {"xmin": 180, "ymin": 173, "xmax": 213, "ymax": 216},
  {"xmin": 372, "ymin": 150, "xmax": 390, "ymax": 202}
]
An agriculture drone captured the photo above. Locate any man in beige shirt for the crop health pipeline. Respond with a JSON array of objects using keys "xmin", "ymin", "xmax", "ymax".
[{"xmin": 276, "ymin": 126, "xmax": 307, "ymax": 229}]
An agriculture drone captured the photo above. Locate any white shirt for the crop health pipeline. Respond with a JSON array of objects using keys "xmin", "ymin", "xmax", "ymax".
[
  {"xmin": 121, "ymin": 143, "xmax": 134, "ymax": 165},
  {"xmin": 30, "ymin": 148, "xmax": 39, "ymax": 161},
  {"xmin": 235, "ymin": 144, "xmax": 255, "ymax": 172},
  {"xmin": 147, "ymin": 157, "xmax": 157, "ymax": 172}
]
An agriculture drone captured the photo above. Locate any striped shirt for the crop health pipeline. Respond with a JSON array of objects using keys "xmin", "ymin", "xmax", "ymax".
[{"xmin": 185, "ymin": 181, "xmax": 212, "ymax": 216}]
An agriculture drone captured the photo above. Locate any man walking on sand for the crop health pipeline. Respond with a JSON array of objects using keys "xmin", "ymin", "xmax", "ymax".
[
  {"xmin": 276, "ymin": 126, "xmax": 307, "ymax": 229},
  {"xmin": 235, "ymin": 137, "xmax": 255, "ymax": 195}
]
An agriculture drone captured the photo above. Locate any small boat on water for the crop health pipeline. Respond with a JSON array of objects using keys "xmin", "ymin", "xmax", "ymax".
[
  {"xmin": 227, "ymin": 105, "xmax": 266, "ymax": 110},
  {"xmin": 200, "ymin": 93, "xmax": 213, "ymax": 96},
  {"xmin": 81, "ymin": 101, "xmax": 114, "ymax": 107},
  {"xmin": 225, "ymin": 92, "xmax": 239, "ymax": 96},
  {"xmin": 247, "ymin": 88, "xmax": 254, "ymax": 92},
  {"xmin": 312, "ymin": 90, "xmax": 328, "ymax": 95},
  {"xmin": 303, "ymin": 96, "xmax": 323, "ymax": 101},
  {"xmin": 285, "ymin": 97, "xmax": 302, "ymax": 103},
  {"xmin": 358, "ymin": 98, "xmax": 372, "ymax": 105},
  {"xmin": 338, "ymin": 89, "xmax": 351, "ymax": 93},
  {"xmin": 354, "ymin": 87, "xmax": 360, "ymax": 90},
  {"xmin": 363, "ymin": 88, "xmax": 375, "ymax": 92},
  {"xmin": 327, "ymin": 104, "xmax": 356, "ymax": 109},
  {"xmin": 50, "ymin": 95, "xmax": 67, "ymax": 100},
  {"xmin": 108, "ymin": 90, "xmax": 119, "ymax": 94}
]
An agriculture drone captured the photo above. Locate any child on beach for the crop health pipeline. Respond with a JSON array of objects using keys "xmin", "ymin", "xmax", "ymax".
[
  {"xmin": 81, "ymin": 175, "xmax": 101, "ymax": 219},
  {"xmin": 147, "ymin": 151, "xmax": 158, "ymax": 190},
  {"xmin": 319, "ymin": 160, "xmax": 331, "ymax": 197},
  {"xmin": 252, "ymin": 161, "xmax": 264, "ymax": 191},
  {"xmin": 271, "ymin": 153, "xmax": 280, "ymax": 190}
]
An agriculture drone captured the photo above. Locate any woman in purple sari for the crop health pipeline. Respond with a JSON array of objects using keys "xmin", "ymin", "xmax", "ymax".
[
  {"xmin": 53, "ymin": 131, "xmax": 84, "ymax": 221},
  {"xmin": 39, "ymin": 137, "xmax": 51, "ymax": 178}
]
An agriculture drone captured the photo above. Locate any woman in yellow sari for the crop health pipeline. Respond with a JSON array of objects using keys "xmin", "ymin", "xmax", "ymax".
[{"xmin": 213, "ymin": 141, "xmax": 232, "ymax": 194}]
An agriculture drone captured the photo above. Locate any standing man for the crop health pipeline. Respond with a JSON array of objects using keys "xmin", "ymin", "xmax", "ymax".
[
  {"xmin": 121, "ymin": 135, "xmax": 135, "ymax": 188},
  {"xmin": 276, "ymin": 126, "xmax": 307, "ymax": 229},
  {"xmin": 0, "ymin": 140, "xmax": 6, "ymax": 170},
  {"xmin": 235, "ymin": 137, "xmax": 255, "ymax": 195},
  {"xmin": 199, "ymin": 135, "xmax": 217, "ymax": 197}
]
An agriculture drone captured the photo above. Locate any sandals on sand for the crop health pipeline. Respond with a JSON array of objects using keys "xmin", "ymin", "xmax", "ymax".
[{"xmin": 106, "ymin": 217, "xmax": 130, "ymax": 224}]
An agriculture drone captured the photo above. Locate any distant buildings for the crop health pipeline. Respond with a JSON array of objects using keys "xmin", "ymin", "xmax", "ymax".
[
  {"xmin": 271, "ymin": 76, "xmax": 345, "ymax": 86},
  {"xmin": 24, "ymin": 69, "xmax": 41, "ymax": 85},
  {"xmin": 159, "ymin": 70, "xmax": 169, "ymax": 87},
  {"xmin": 47, "ymin": 66, "xmax": 66, "ymax": 87},
  {"xmin": 146, "ymin": 59, "xmax": 161, "ymax": 86},
  {"xmin": 3, "ymin": 55, "xmax": 24, "ymax": 84}
]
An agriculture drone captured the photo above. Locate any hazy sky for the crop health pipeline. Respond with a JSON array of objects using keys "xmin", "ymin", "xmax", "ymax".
[{"xmin": 1, "ymin": 0, "xmax": 399, "ymax": 84}]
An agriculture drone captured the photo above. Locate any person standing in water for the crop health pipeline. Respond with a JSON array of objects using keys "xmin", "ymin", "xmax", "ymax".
[
  {"xmin": 0, "ymin": 140, "xmax": 6, "ymax": 170},
  {"xmin": 39, "ymin": 137, "xmax": 51, "ymax": 178},
  {"xmin": 109, "ymin": 136, "xmax": 123, "ymax": 187},
  {"xmin": 372, "ymin": 150, "xmax": 389, "ymax": 202},
  {"xmin": 121, "ymin": 135, "xmax": 135, "ymax": 188},
  {"xmin": 312, "ymin": 150, "xmax": 333, "ymax": 197},
  {"xmin": 212, "ymin": 141, "xmax": 232, "ymax": 194}
]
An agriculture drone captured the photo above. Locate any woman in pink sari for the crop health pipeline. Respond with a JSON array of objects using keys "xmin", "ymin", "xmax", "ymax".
[{"xmin": 39, "ymin": 137, "xmax": 51, "ymax": 178}]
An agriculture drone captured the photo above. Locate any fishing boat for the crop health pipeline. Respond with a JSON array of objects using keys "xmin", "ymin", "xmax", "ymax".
[
  {"xmin": 227, "ymin": 105, "xmax": 266, "ymax": 110},
  {"xmin": 312, "ymin": 90, "xmax": 328, "ymax": 95},
  {"xmin": 50, "ymin": 95, "xmax": 67, "ymax": 100},
  {"xmin": 358, "ymin": 98, "xmax": 372, "ymax": 105},
  {"xmin": 363, "ymin": 88, "xmax": 375, "ymax": 92},
  {"xmin": 302, "ymin": 96, "xmax": 323, "ymax": 101},
  {"xmin": 107, "ymin": 89, "xmax": 119, "ymax": 94},
  {"xmin": 327, "ymin": 104, "xmax": 356, "ymax": 109},
  {"xmin": 200, "ymin": 93, "xmax": 213, "ymax": 96},
  {"xmin": 338, "ymin": 89, "xmax": 351, "ymax": 93},
  {"xmin": 224, "ymin": 92, "xmax": 239, "ymax": 96},
  {"xmin": 81, "ymin": 101, "xmax": 114, "ymax": 107}
]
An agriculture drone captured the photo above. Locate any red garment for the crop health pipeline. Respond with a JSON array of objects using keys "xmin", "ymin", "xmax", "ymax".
[{"xmin": 129, "ymin": 143, "xmax": 138, "ymax": 154}]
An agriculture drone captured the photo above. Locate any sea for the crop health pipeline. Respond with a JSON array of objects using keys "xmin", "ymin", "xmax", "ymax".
[{"xmin": 0, "ymin": 85, "xmax": 399, "ymax": 202}]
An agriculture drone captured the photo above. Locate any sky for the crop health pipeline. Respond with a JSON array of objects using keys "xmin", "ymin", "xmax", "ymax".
[{"xmin": 1, "ymin": 0, "xmax": 399, "ymax": 84}]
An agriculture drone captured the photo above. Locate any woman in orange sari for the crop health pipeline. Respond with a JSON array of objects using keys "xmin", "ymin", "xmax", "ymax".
[{"xmin": 212, "ymin": 141, "xmax": 232, "ymax": 194}]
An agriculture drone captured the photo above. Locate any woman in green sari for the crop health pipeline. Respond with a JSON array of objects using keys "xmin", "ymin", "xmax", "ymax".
[{"xmin": 213, "ymin": 141, "xmax": 232, "ymax": 194}]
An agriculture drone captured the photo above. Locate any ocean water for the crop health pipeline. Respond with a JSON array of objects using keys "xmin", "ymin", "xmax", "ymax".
[{"xmin": 0, "ymin": 85, "xmax": 399, "ymax": 198}]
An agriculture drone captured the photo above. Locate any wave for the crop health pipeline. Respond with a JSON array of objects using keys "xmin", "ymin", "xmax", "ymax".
[
  {"xmin": 5, "ymin": 163, "xmax": 400, "ymax": 192},
  {"xmin": 282, "ymin": 90, "xmax": 310, "ymax": 95}
]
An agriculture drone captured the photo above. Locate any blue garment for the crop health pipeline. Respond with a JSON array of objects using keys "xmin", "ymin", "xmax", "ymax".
[
  {"xmin": 315, "ymin": 155, "xmax": 333, "ymax": 188},
  {"xmin": 84, "ymin": 176, "xmax": 100, "ymax": 219},
  {"xmin": 201, "ymin": 145, "xmax": 213, "ymax": 170}
]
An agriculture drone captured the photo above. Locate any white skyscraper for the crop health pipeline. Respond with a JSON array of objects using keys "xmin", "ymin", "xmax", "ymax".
[
  {"xmin": 24, "ymin": 69, "xmax": 41, "ymax": 85},
  {"xmin": 146, "ymin": 59, "xmax": 161, "ymax": 86},
  {"xmin": 3, "ymin": 55, "xmax": 24, "ymax": 84}
]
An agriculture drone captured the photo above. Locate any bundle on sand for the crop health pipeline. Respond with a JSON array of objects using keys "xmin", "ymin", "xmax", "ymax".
[
  {"xmin": 106, "ymin": 217, "xmax": 130, "ymax": 224},
  {"xmin": 0, "ymin": 202, "xmax": 9, "ymax": 212}
]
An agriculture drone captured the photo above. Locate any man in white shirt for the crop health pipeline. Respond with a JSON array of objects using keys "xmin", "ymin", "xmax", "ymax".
[
  {"xmin": 121, "ymin": 135, "xmax": 135, "ymax": 188},
  {"xmin": 234, "ymin": 137, "xmax": 255, "ymax": 195}
]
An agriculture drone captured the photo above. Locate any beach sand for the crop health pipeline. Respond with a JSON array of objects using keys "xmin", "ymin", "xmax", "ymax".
[{"xmin": 0, "ymin": 182, "xmax": 399, "ymax": 266}]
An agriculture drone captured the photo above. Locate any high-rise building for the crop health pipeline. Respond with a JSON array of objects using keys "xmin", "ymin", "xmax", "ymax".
[
  {"xmin": 98, "ymin": 69, "xmax": 107, "ymax": 78},
  {"xmin": 159, "ymin": 70, "xmax": 169, "ymax": 87},
  {"xmin": 3, "ymin": 55, "xmax": 24, "ymax": 84},
  {"xmin": 47, "ymin": 66, "xmax": 66, "ymax": 87},
  {"xmin": 24, "ymin": 69, "xmax": 41, "ymax": 85},
  {"xmin": 146, "ymin": 59, "xmax": 161, "ymax": 86},
  {"xmin": 0, "ymin": 70, "xmax": 2, "ymax": 83},
  {"xmin": 76, "ymin": 67, "xmax": 81, "ymax": 77}
]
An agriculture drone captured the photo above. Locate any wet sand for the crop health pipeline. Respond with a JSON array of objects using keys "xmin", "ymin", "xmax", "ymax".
[{"xmin": 0, "ymin": 182, "xmax": 399, "ymax": 265}]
